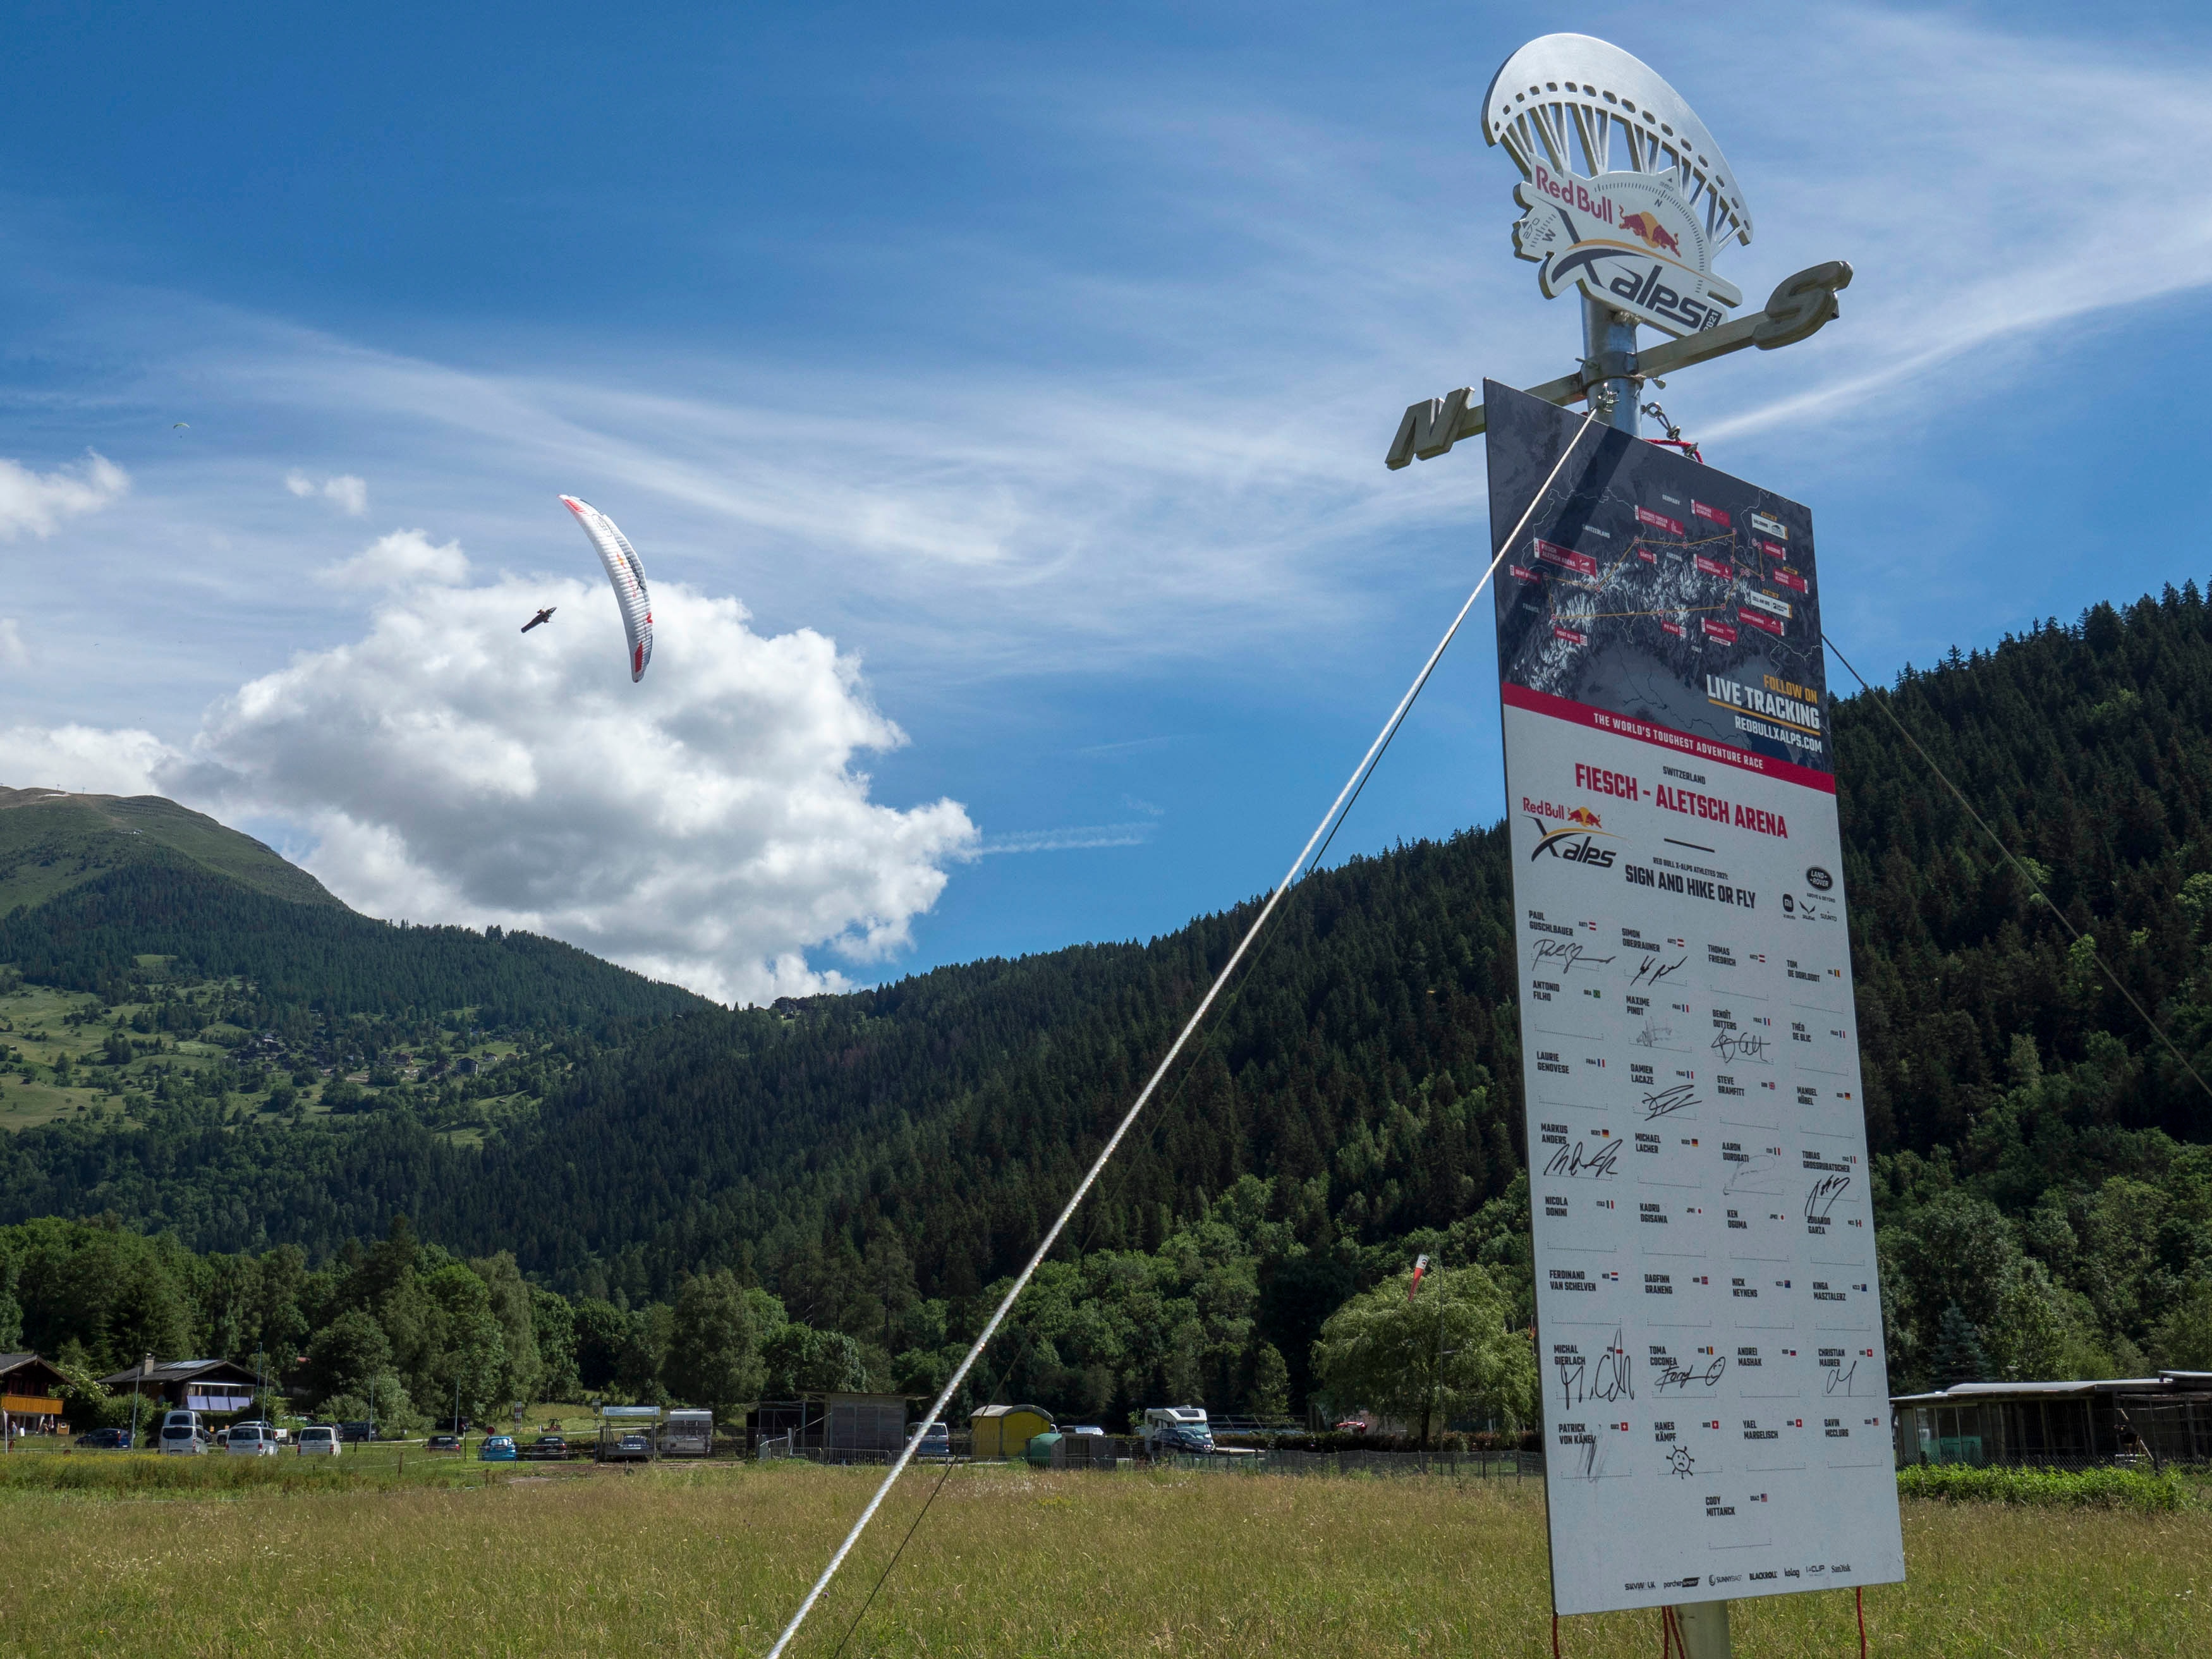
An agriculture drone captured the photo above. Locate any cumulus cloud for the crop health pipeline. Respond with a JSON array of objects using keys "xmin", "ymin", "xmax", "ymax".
[
  {"xmin": 285, "ymin": 470, "xmax": 368, "ymax": 515},
  {"xmin": 147, "ymin": 559, "xmax": 979, "ymax": 1004},
  {"xmin": 319, "ymin": 528, "xmax": 470, "ymax": 589},
  {"xmin": 0, "ymin": 722, "xmax": 178, "ymax": 798},
  {"xmin": 0, "ymin": 451, "xmax": 128, "ymax": 540}
]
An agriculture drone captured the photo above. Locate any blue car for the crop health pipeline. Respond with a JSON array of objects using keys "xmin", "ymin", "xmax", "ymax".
[{"xmin": 478, "ymin": 1435, "xmax": 518, "ymax": 1462}]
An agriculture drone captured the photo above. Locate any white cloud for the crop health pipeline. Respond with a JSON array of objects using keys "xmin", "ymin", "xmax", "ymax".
[
  {"xmin": 0, "ymin": 723, "xmax": 178, "ymax": 798},
  {"xmin": 147, "ymin": 559, "xmax": 979, "ymax": 1004},
  {"xmin": 319, "ymin": 528, "xmax": 470, "ymax": 590},
  {"xmin": 0, "ymin": 451, "xmax": 128, "ymax": 540},
  {"xmin": 285, "ymin": 470, "xmax": 368, "ymax": 515}
]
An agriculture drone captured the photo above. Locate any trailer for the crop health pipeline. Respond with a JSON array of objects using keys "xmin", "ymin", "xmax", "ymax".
[{"xmin": 661, "ymin": 1409, "xmax": 714, "ymax": 1457}]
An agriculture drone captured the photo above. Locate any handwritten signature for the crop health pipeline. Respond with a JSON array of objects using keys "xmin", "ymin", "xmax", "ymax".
[
  {"xmin": 1534, "ymin": 940, "xmax": 1617, "ymax": 975},
  {"xmin": 1653, "ymin": 1355, "xmax": 1728, "ymax": 1392},
  {"xmin": 1710, "ymin": 1030, "xmax": 1773, "ymax": 1064},
  {"xmin": 1823, "ymin": 1359, "xmax": 1861, "ymax": 1397},
  {"xmin": 1805, "ymin": 1173, "xmax": 1850, "ymax": 1225},
  {"xmin": 1634, "ymin": 1016, "xmax": 1674, "ymax": 1049},
  {"xmin": 1631, "ymin": 954, "xmax": 1687, "ymax": 988},
  {"xmin": 1544, "ymin": 1139, "xmax": 1622, "ymax": 1181},
  {"xmin": 1723, "ymin": 1157, "xmax": 1778, "ymax": 1196},
  {"xmin": 1556, "ymin": 1326, "xmax": 1635, "ymax": 1411},
  {"xmin": 1642, "ymin": 1083, "xmax": 1699, "ymax": 1121}
]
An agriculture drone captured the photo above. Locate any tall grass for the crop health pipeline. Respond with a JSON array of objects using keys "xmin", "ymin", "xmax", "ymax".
[
  {"xmin": 0, "ymin": 1462, "xmax": 2202, "ymax": 1656},
  {"xmin": 0, "ymin": 1450, "xmax": 503, "ymax": 1496}
]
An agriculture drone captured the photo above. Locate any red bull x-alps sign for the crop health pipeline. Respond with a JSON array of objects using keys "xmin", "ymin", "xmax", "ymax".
[{"xmin": 1512, "ymin": 166, "xmax": 1742, "ymax": 337}]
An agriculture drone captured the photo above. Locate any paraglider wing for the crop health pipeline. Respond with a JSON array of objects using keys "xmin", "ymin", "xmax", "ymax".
[{"xmin": 557, "ymin": 495, "xmax": 654, "ymax": 681}]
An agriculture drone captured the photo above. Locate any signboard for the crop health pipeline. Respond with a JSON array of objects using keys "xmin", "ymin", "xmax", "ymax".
[
  {"xmin": 1510, "ymin": 166, "xmax": 1742, "ymax": 337},
  {"xmin": 1486, "ymin": 380, "xmax": 1904, "ymax": 1615}
]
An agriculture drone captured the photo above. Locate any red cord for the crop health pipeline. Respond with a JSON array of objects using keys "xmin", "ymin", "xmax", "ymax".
[
  {"xmin": 1660, "ymin": 1605, "xmax": 1673, "ymax": 1658},
  {"xmin": 1552, "ymin": 1611, "xmax": 1561, "ymax": 1658},
  {"xmin": 1856, "ymin": 1586, "xmax": 1867, "ymax": 1657}
]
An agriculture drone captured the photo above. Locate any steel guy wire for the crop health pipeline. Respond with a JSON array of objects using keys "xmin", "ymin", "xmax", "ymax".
[
  {"xmin": 1821, "ymin": 631, "xmax": 2212, "ymax": 1107},
  {"xmin": 763, "ymin": 403, "xmax": 1605, "ymax": 1659}
]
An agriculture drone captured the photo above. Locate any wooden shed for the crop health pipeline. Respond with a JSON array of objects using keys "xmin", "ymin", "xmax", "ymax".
[
  {"xmin": 0, "ymin": 1354, "xmax": 68, "ymax": 1433},
  {"xmin": 971, "ymin": 1403, "xmax": 1054, "ymax": 1461}
]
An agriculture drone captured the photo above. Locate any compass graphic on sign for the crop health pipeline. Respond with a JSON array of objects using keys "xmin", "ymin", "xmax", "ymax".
[{"xmin": 1483, "ymin": 36, "xmax": 1751, "ymax": 339}]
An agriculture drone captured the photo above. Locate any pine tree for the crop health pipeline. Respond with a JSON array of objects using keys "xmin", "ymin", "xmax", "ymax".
[{"xmin": 1931, "ymin": 1304, "xmax": 1990, "ymax": 1389}]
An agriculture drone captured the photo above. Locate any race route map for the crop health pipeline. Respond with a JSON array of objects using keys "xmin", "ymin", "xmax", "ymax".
[{"xmin": 1486, "ymin": 382, "xmax": 1905, "ymax": 1617}]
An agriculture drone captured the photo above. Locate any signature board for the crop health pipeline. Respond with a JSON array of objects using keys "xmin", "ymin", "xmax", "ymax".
[{"xmin": 1486, "ymin": 381, "xmax": 1905, "ymax": 1615}]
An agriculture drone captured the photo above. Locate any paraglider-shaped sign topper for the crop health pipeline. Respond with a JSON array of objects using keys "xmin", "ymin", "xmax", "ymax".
[
  {"xmin": 559, "ymin": 495, "xmax": 655, "ymax": 683},
  {"xmin": 1485, "ymin": 34, "xmax": 1751, "ymax": 338}
]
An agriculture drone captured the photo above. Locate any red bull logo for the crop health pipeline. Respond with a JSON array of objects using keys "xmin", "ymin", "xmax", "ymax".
[
  {"xmin": 1620, "ymin": 211, "xmax": 1682, "ymax": 258},
  {"xmin": 1565, "ymin": 806, "xmax": 1603, "ymax": 829}
]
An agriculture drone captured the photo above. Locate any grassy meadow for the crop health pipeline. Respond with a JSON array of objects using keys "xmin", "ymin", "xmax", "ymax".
[{"xmin": 0, "ymin": 1461, "xmax": 2203, "ymax": 1657}]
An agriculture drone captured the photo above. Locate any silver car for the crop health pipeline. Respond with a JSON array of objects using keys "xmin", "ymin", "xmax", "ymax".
[{"xmin": 295, "ymin": 1425, "xmax": 341, "ymax": 1457}]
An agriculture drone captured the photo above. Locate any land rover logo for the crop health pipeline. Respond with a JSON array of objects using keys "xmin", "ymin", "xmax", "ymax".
[{"xmin": 1806, "ymin": 866, "xmax": 1834, "ymax": 891}]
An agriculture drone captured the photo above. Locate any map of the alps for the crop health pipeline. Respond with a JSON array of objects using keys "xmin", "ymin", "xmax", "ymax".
[{"xmin": 1485, "ymin": 380, "xmax": 1831, "ymax": 777}]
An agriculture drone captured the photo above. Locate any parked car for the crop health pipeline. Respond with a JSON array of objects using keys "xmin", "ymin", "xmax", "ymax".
[
  {"xmin": 601, "ymin": 1431, "xmax": 654, "ymax": 1462},
  {"xmin": 1141, "ymin": 1407, "xmax": 1215, "ymax": 1455},
  {"xmin": 157, "ymin": 1409, "xmax": 211, "ymax": 1455},
  {"xmin": 520, "ymin": 1435, "xmax": 568, "ymax": 1461},
  {"xmin": 74, "ymin": 1427, "xmax": 131, "ymax": 1449},
  {"xmin": 227, "ymin": 1422, "xmax": 281, "ymax": 1457},
  {"xmin": 907, "ymin": 1421, "xmax": 951, "ymax": 1461},
  {"xmin": 296, "ymin": 1425, "xmax": 341, "ymax": 1456},
  {"xmin": 426, "ymin": 1433, "xmax": 462, "ymax": 1453},
  {"xmin": 337, "ymin": 1421, "xmax": 377, "ymax": 1443},
  {"xmin": 478, "ymin": 1435, "xmax": 518, "ymax": 1462}
]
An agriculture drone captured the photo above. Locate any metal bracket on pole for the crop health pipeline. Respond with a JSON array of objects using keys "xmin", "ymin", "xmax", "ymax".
[{"xmin": 1383, "ymin": 260, "xmax": 1852, "ymax": 469}]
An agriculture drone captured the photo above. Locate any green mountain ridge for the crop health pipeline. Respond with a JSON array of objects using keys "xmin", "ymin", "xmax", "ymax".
[
  {"xmin": 0, "ymin": 787, "xmax": 339, "ymax": 913},
  {"xmin": 3, "ymin": 584, "xmax": 2212, "ymax": 1413}
]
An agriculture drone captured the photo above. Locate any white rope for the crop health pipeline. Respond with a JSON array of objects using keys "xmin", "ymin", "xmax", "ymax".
[{"xmin": 762, "ymin": 403, "xmax": 1603, "ymax": 1658}]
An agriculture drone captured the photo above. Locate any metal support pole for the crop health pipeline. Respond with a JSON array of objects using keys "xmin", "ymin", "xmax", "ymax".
[
  {"xmin": 1671, "ymin": 1599, "xmax": 1732, "ymax": 1658},
  {"xmin": 1581, "ymin": 296, "xmax": 1639, "ymax": 435}
]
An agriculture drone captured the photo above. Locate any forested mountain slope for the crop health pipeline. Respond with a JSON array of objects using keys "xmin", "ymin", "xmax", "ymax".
[
  {"xmin": 4, "ymin": 585, "xmax": 2212, "ymax": 1399},
  {"xmin": 0, "ymin": 787, "xmax": 337, "ymax": 912},
  {"xmin": 0, "ymin": 863, "xmax": 704, "ymax": 1028}
]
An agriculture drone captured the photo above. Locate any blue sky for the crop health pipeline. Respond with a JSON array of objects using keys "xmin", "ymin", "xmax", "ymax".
[{"xmin": 2, "ymin": 2, "xmax": 2208, "ymax": 999}]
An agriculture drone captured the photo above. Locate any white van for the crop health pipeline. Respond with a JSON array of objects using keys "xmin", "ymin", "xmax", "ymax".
[
  {"xmin": 226, "ymin": 1421, "xmax": 279, "ymax": 1457},
  {"xmin": 157, "ymin": 1409, "xmax": 210, "ymax": 1455},
  {"xmin": 295, "ymin": 1425, "xmax": 340, "ymax": 1457}
]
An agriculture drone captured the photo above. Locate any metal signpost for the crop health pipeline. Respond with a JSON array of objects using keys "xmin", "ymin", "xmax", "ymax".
[{"xmin": 1388, "ymin": 35, "xmax": 1902, "ymax": 1655}]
